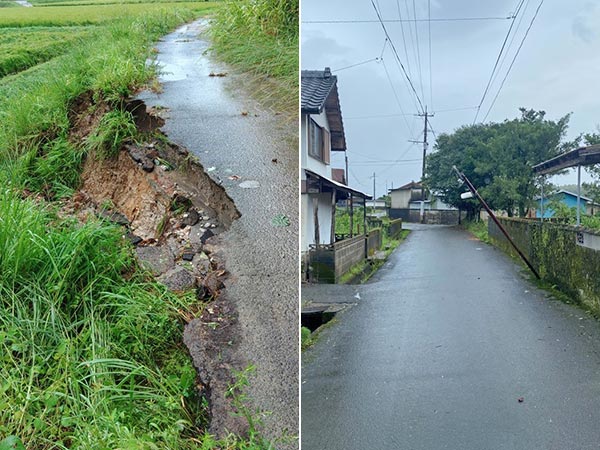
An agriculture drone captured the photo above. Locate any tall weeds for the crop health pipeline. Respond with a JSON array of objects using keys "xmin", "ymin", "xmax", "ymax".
[
  {"xmin": 0, "ymin": 8, "xmax": 212, "ymax": 449},
  {"xmin": 210, "ymin": 0, "xmax": 298, "ymax": 115}
]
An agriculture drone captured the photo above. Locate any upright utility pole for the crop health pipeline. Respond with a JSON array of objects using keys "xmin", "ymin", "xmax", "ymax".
[
  {"xmin": 345, "ymin": 150, "xmax": 353, "ymax": 237},
  {"xmin": 410, "ymin": 106, "xmax": 434, "ymax": 222},
  {"xmin": 371, "ymin": 172, "xmax": 376, "ymax": 214}
]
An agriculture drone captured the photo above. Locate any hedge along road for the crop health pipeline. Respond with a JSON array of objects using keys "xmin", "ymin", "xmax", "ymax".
[
  {"xmin": 302, "ymin": 223, "xmax": 600, "ymax": 450},
  {"xmin": 137, "ymin": 20, "xmax": 298, "ymax": 442}
]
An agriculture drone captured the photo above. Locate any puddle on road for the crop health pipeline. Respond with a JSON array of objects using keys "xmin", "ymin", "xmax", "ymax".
[
  {"xmin": 157, "ymin": 62, "xmax": 187, "ymax": 82},
  {"xmin": 239, "ymin": 180, "xmax": 260, "ymax": 189}
]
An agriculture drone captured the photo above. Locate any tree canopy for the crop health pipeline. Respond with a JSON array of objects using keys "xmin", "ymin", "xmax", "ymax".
[{"xmin": 425, "ymin": 108, "xmax": 572, "ymax": 217}]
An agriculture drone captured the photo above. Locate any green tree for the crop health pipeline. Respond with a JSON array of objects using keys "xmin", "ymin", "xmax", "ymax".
[
  {"xmin": 426, "ymin": 108, "xmax": 572, "ymax": 218},
  {"xmin": 582, "ymin": 131, "xmax": 600, "ymax": 205}
]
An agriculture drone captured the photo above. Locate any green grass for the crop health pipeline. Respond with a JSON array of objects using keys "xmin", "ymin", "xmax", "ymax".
[
  {"xmin": 0, "ymin": 189, "xmax": 203, "ymax": 449},
  {"xmin": 338, "ymin": 228, "xmax": 410, "ymax": 284},
  {"xmin": 464, "ymin": 219, "xmax": 490, "ymax": 243},
  {"xmin": 210, "ymin": 0, "xmax": 298, "ymax": 115},
  {"xmin": 0, "ymin": 5, "xmax": 277, "ymax": 448},
  {"xmin": 32, "ymin": 0, "xmax": 214, "ymax": 5},
  {"xmin": 0, "ymin": 27, "xmax": 93, "ymax": 78},
  {"xmin": 0, "ymin": 1, "xmax": 19, "ymax": 7},
  {"xmin": 0, "ymin": 2, "xmax": 216, "ymax": 27},
  {"xmin": 85, "ymin": 109, "xmax": 138, "ymax": 157},
  {"xmin": 301, "ymin": 327, "xmax": 313, "ymax": 351}
]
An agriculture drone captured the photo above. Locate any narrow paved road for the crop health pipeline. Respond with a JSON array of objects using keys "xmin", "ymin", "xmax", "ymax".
[
  {"xmin": 138, "ymin": 21, "xmax": 298, "ymax": 444},
  {"xmin": 302, "ymin": 224, "xmax": 600, "ymax": 450}
]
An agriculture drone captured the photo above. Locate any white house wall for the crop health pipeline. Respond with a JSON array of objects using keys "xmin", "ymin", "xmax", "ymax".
[
  {"xmin": 391, "ymin": 190, "xmax": 411, "ymax": 208},
  {"xmin": 300, "ymin": 112, "xmax": 331, "ymax": 179},
  {"xmin": 301, "ymin": 192, "xmax": 334, "ymax": 252}
]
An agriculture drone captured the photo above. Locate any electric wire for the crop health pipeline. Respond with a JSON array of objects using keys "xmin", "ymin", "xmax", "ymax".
[
  {"xmin": 332, "ymin": 58, "xmax": 380, "ymax": 73},
  {"xmin": 491, "ymin": 0, "xmax": 531, "ymax": 88},
  {"xmin": 395, "ymin": 0, "xmax": 413, "ymax": 84},
  {"xmin": 427, "ymin": 0, "xmax": 433, "ymax": 110},
  {"xmin": 302, "ymin": 16, "xmax": 515, "ymax": 24},
  {"xmin": 371, "ymin": 0, "xmax": 425, "ymax": 114},
  {"xmin": 412, "ymin": 0, "xmax": 426, "ymax": 103},
  {"xmin": 381, "ymin": 56, "xmax": 417, "ymax": 136},
  {"xmin": 481, "ymin": 0, "xmax": 545, "ymax": 122},
  {"xmin": 473, "ymin": 0, "xmax": 526, "ymax": 124},
  {"xmin": 344, "ymin": 106, "xmax": 478, "ymax": 120}
]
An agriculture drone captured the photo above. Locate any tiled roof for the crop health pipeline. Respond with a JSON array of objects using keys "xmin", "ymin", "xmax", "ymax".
[
  {"xmin": 301, "ymin": 68, "xmax": 336, "ymax": 114},
  {"xmin": 390, "ymin": 181, "xmax": 422, "ymax": 191}
]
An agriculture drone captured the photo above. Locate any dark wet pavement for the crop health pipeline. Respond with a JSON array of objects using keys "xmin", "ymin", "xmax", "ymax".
[
  {"xmin": 137, "ymin": 20, "xmax": 298, "ymax": 443},
  {"xmin": 302, "ymin": 224, "xmax": 600, "ymax": 450}
]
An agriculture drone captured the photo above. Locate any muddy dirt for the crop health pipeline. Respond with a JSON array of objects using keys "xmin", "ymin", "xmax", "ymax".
[{"xmin": 62, "ymin": 94, "xmax": 248, "ymax": 436}]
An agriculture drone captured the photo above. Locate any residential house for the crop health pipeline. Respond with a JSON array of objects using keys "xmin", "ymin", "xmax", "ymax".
[
  {"xmin": 389, "ymin": 181, "xmax": 459, "ymax": 224},
  {"xmin": 301, "ymin": 68, "xmax": 370, "ymax": 282},
  {"xmin": 534, "ymin": 190, "xmax": 599, "ymax": 218}
]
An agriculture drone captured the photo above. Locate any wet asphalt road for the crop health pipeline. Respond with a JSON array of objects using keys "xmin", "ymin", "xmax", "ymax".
[
  {"xmin": 137, "ymin": 21, "xmax": 298, "ymax": 443},
  {"xmin": 302, "ymin": 224, "xmax": 600, "ymax": 450}
]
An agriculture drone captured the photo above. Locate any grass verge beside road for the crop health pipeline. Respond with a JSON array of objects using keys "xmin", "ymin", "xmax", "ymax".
[
  {"xmin": 463, "ymin": 219, "xmax": 490, "ymax": 243},
  {"xmin": 339, "ymin": 229, "xmax": 410, "ymax": 284},
  {"xmin": 210, "ymin": 0, "xmax": 298, "ymax": 115}
]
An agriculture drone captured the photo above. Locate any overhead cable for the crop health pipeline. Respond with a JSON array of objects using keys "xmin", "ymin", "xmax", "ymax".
[
  {"xmin": 370, "ymin": 0, "xmax": 425, "ymax": 113},
  {"xmin": 481, "ymin": 0, "xmax": 545, "ymax": 123},
  {"xmin": 473, "ymin": 0, "xmax": 526, "ymax": 123}
]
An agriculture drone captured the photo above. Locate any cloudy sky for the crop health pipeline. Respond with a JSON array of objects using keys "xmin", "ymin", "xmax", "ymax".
[{"xmin": 301, "ymin": 0, "xmax": 600, "ymax": 197}]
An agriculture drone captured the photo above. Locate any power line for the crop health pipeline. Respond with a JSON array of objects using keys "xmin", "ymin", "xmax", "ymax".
[
  {"xmin": 378, "ymin": 141, "xmax": 420, "ymax": 176},
  {"xmin": 352, "ymin": 158, "xmax": 423, "ymax": 164},
  {"xmin": 381, "ymin": 57, "xmax": 417, "ymax": 136},
  {"xmin": 473, "ymin": 0, "xmax": 526, "ymax": 123},
  {"xmin": 332, "ymin": 58, "xmax": 380, "ymax": 73},
  {"xmin": 427, "ymin": 0, "xmax": 433, "ymax": 110},
  {"xmin": 412, "ymin": 0, "xmax": 426, "ymax": 103},
  {"xmin": 491, "ymin": 0, "xmax": 531, "ymax": 88},
  {"xmin": 302, "ymin": 16, "xmax": 515, "ymax": 24},
  {"xmin": 481, "ymin": 0, "xmax": 545, "ymax": 123},
  {"xmin": 395, "ymin": 0, "xmax": 413, "ymax": 85},
  {"xmin": 344, "ymin": 105, "xmax": 478, "ymax": 120},
  {"xmin": 371, "ymin": 0, "xmax": 425, "ymax": 113}
]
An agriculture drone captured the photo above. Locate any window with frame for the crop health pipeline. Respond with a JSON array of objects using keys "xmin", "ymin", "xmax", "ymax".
[{"xmin": 308, "ymin": 118, "xmax": 330, "ymax": 164}]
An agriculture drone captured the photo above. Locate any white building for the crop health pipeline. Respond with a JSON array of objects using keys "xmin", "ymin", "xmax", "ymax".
[{"xmin": 300, "ymin": 68, "xmax": 368, "ymax": 255}]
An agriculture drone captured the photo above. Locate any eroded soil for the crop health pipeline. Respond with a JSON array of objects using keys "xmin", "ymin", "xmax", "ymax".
[{"xmin": 62, "ymin": 93, "xmax": 248, "ymax": 437}]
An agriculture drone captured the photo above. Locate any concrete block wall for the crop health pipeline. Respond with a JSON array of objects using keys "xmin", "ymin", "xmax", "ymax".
[
  {"xmin": 389, "ymin": 208, "xmax": 461, "ymax": 225},
  {"xmin": 387, "ymin": 218, "xmax": 403, "ymax": 238},
  {"xmin": 367, "ymin": 228, "xmax": 382, "ymax": 256},
  {"xmin": 334, "ymin": 235, "xmax": 366, "ymax": 282},
  {"xmin": 489, "ymin": 218, "xmax": 600, "ymax": 314}
]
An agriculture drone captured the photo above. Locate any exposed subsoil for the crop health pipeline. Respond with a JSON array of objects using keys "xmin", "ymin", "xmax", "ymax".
[{"xmin": 61, "ymin": 93, "xmax": 249, "ymax": 437}]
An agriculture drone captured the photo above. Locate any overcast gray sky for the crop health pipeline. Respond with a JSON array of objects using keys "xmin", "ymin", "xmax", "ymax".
[{"xmin": 301, "ymin": 0, "xmax": 600, "ymax": 198}]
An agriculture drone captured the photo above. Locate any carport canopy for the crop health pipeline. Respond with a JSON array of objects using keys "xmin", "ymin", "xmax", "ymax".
[
  {"xmin": 532, "ymin": 144, "xmax": 600, "ymax": 225},
  {"xmin": 533, "ymin": 144, "xmax": 600, "ymax": 175}
]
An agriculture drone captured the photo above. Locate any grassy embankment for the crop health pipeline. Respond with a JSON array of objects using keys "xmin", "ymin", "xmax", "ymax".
[
  {"xmin": 210, "ymin": 0, "xmax": 298, "ymax": 116},
  {"xmin": 0, "ymin": 3, "xmax": 272, "ymax": 449}
]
